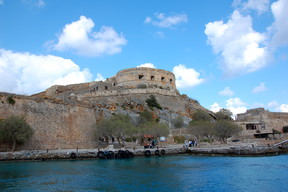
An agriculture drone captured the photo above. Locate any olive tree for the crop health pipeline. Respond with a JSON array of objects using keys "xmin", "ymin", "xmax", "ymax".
[
  {"xmin": 94, "ymin": 114, "xmax": 137, "ymax": 146},
  {"xmin": 215, "ymin": 108, "xmax": 233, "ymax": 120},
  {"xmin": 213, "ymin": 120, "xmax": 242, "ymax": 143},
  {"xmin": 0, "ymin": 116, "xmax": 34, "ymax": 152},
  {"xmin": 192, "ymin": 110, "xmax": 213, "ymax": 122},
  {"xmin": 188, "ymin": 121, "xmax": 215, "ymax": 142},
  {"xmin": 188, "ymin": 109, "xmax": 241, "ymax": 144}
]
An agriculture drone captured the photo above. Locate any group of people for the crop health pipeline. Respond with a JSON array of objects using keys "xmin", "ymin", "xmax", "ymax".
[
  {"xmin": 144, "ymin": 139, "xmax": 157, "ymax": 149},
  {"xmin": 184, "ymin": 139, "xmax": 198, "ymax": 148}
]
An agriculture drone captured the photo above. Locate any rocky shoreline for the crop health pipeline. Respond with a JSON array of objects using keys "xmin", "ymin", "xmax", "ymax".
[{"xmin": 0, "ymin": 145, "xmax": 287, "ymax": 161}]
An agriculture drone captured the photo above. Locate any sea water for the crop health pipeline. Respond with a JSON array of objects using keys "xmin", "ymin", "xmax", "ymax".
[{"xmin": 0, "ymin": 155, "xmax": 287, "ymax": 192}]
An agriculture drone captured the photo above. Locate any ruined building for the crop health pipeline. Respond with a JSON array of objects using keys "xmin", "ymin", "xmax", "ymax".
[
  {"xmin": 236, "ymin": 108, "xmax": 288, "ymax": 138},
  {"xmin": 0, "ymin": 67, "xmax": 210, "ymax": 150}
]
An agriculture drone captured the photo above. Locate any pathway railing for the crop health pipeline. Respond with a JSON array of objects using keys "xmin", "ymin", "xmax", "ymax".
[{"xmin": 274, "ymin": 139, "xmax": 288, "ymax": 146}]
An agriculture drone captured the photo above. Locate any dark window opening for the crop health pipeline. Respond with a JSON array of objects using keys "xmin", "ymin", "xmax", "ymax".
[
  {"xmin": 170, "ymin": 79, "xmax": 173, "ymax": 83},
  {"xmin": 161, "ymin": 77, "xmax": 165, "ymax": 81},
  {"xmin": 151, "ymin": 76, "xmax": 155, "ymax": 80},
  {"xmin": 246, "ymin": 124, "xmax": 257, "ymax": 130},
  {"xmin": 105, "ymin": 86, "xmax": 108, "ymax": 90},
  {"xmin": 139, "ymin": 75, "xmax": 144, "ymax": 79},
  {"xmin": 113, "ymin": 83, "xmax": 116, "ymax": 86},
  {"xmin": 96, "ymin": 86, "xmax": 98, "ymax": 90}
]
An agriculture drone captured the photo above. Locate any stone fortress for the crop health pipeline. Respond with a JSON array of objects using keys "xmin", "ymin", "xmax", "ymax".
[
  {"xmin": 0, "ymin": 67, "xmax": 209, "ymax": 150},
  {"xmin": 45, "ymin": 67, "xmax": 178, "ymax": 100}
]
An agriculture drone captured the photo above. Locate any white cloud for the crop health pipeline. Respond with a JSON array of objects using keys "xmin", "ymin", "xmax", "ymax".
[
  {"xmin": 172, "ymin": 64, "xmax": 204, "ymax": 89},
  {"xmin": 95, "ymin": 73, "xmax": 105, "ymax": 81},
  {"xmin": 219, "ymin": 87, "xmax": 234, "ymax": 96},
  {"xmin": 0, "ymin": 49, "xmax": 92, "ymax": 95},
  {"xmin": 210, "ymin": 102, "xmax": 221, "ymax": 112},
  {"xmin": 137, "ymin": 63, "xmax": 156, "ymax": 68},
  {"xmin": 269, "ymin": 0, "xmax": 288, "ymax": 48},
  {"xmin": 279, "ymin": 104, "xmax": 288, "ymax": 112},
  {"xmin": 145, "ymin": 13, "xmax": 188, "ymax": 28},
  {"xmin": 267, "ymin": 100, "xmax": 279, "ymax": 108},
  {"xmin": 242, "ymin": 0, "xmax": 270, "ymax": 15},
  {"xmin": 226, "ymin": 97, "xmax": 248, "ymax": 118},
  {"xmin": 227, "ymin": 97, "xmax": 247, "ymax": 107},
  {"xmin": 252, "ymin": 82, "xmax": 267, "ymax": 93},
  {"xmin": 209, "ymin": 97, "xmax": 247, "ymax": 118},
  {"xmin": 23, "ymin": 0, "xmax": 45, "ymax": 7},
  {"xmin": 267, "ymin": 101, "xmax": 288, "ymax": 112},
  {"xmin": 52, "ymin": 16, "xmax": 127, "ymax": 57},
  {"xmin": 205, "ymin": 10, "xmax": 268, "ymax": 77}
]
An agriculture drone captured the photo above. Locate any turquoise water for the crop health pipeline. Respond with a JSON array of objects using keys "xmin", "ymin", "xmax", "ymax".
[{"xmin": 0, "ymin": 155, "xmax": 287, "ymax": 192}]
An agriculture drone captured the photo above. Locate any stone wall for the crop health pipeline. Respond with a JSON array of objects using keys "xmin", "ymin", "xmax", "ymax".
[
  {"xmin": 115, "ymin": 67, "xmax": 176, "ymax": 90},
  {"xmin": 78, "ymin": 87, "xmax": 178, "ymax": 99},
  {"xmin": 0, "ymin": 94, "xmax": 97, "ymax": 150}
]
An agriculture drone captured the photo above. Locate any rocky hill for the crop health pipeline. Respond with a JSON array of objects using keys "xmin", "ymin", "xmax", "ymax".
[{"xmin": 0, "ymin": 67, "xmax": 212, "ymax": 150}]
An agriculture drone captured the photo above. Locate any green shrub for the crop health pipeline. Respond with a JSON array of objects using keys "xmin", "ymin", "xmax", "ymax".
[
  {"xmin": 7, "ymin": 96, "xmax": 15, "ymax": 105},
  {"xmin": 0, "ymin": 116, "xmax": 34, "ymax": 152},
  {"xmin": 283, "ymin": 126, "xmax": 288, "ymax": 133},
  {"xmin": 146, "ymin": 95, "xmax": 162, "ymax": 110}
]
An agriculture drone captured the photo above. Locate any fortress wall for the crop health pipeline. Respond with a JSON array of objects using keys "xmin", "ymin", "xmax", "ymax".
[
  {"xmin": 78, "ymin": 88, "xmax": 178, "ymax": 99},
  {"xmin": 265, "ymin": 112, "xmax": 288, "ymax": 131},
  {"xmin": 0, "ymin": 95, "xmax": 97, "ymax": 150},
  {"xmin": 115, "ymin": 67, "xmax": 176, "ymax": 90}
]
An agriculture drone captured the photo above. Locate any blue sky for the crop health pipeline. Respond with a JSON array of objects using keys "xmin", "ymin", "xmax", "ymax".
[{"xmin": 0, "ymin": 0, "xmax": 287, "ymax": 116}]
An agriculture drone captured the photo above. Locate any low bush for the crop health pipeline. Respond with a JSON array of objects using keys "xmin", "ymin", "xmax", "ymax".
[{"xmin": 283, "ymin": 126, "xmax": 288, "ymax": 133}]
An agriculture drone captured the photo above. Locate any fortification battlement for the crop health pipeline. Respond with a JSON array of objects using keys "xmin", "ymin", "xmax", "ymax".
[{"xmin": 115, "ymin": 67, "xmax": 176, "ymax": 90}]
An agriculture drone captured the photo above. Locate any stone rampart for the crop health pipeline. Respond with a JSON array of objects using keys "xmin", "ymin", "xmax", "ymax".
[{"xmin": 78, "ymin": 88, "xmax": 178, "ymax": 99}]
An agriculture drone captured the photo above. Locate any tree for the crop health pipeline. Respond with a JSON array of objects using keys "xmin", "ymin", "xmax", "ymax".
[
  {"xmin": 192, "ymin": 110, "xmax": 213, "ymax": 122},
  {"xmin": 188, "ymin": 121, "xmax": 215, "ymax": 142},
  {"xmin": 215, "ymin": 108, "xmax": 233, "ymax": 120},
  {"xmin": 213, "ymin": 120, "xmax": 242, "ymax": 143},
  {"xmin": 0, "ymin": 116, "xmax": 34, "ymax": 152},
  {"xmin": 188, "ymin": 109, "xmax": 241, "ymax": 143},
  {"xmin": 94, "ymin": 114, "xmax": 137, "ymax": 146}
]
